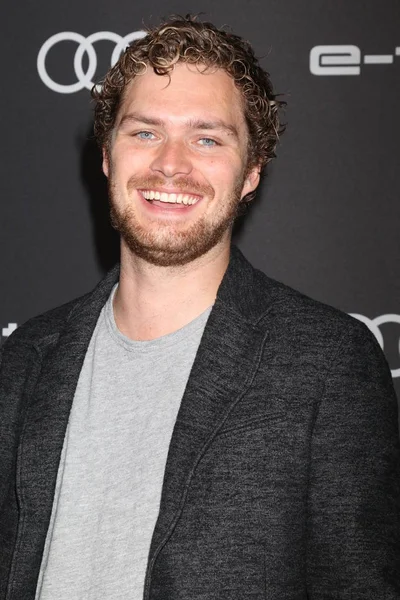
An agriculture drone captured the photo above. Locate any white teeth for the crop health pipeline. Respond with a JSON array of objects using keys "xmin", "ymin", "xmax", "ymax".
[{"xmin": 141, "ymin": 190, "xmax": 199, "ymax": 205}]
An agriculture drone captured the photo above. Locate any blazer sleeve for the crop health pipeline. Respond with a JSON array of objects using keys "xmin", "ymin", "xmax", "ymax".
[{"xmin": 306, "ymin": 322, "xmax": 400, "ymax": 599}]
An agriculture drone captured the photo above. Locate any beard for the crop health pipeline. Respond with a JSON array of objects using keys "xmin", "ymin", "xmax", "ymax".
[{"xmin": 108, "ymin": 173, "xmax": 245, "ymax": 267}]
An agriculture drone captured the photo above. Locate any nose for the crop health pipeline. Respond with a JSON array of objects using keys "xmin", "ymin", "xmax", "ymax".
[{"xmin": 150, "ymin": 138, "xmax": 193, "ymax": 178}]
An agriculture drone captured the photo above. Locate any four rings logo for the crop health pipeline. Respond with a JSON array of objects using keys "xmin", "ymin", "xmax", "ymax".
[
  {"xmin": 1, "ymin": 315, "xmax": 400, "ymax": 378},
  {"xmin": 310, "ymin": 45, "xmax": 400, "ymax": 75},
  {"xmin": 37, "ymin": 31, "xmax": 147, "ymax": 93}
]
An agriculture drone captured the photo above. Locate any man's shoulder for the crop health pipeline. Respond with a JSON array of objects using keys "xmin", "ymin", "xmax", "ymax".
[
  {"xmin": 244, "ymin": 266, "xmax": 382, "ymax": 372},
  {"xmin": 228, "ymin": 248, "xmax": 361, "ymax": 340},
  {"xmin": 253, "ymin": 266, "xmax": 365, "ymax": 340},
  {"xmin": 257, "ymin": 267, "xmax": 350, "ymax": 318},
  {"xmin": 3, "ymin": 292, "xmax": 91, "ymax": 352},
  {"xmin": 3, "ymin": 264, "xmax": 120, "ymax": 353}
]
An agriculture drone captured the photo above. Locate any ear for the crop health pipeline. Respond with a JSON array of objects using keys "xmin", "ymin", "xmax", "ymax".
[
  {"xmin": 102, "ymin": 146, "xmax": 109, "ymax": 178},
  {"xmin": 241, "ymin": 164, "xmax": 261, "ymax": 200}
]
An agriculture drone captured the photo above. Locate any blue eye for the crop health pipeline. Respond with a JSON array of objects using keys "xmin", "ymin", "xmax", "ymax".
[
  {"xmin": 136, "ymin": 131, "xmax": 155, "ymax": 140},
  {"xmin": 199, "ymin": 137, "xmax": 217, "ymax": 147}
]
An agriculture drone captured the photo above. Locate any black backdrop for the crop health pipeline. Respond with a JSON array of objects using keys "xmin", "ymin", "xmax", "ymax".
[{"xmin": 1, "ymin": 0, "xmax": 399, "ymax": 405}]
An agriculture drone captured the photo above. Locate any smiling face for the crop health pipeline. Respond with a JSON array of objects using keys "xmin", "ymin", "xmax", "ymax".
[{"xmin": 103, "ymin": 62, "xmax": 260, "ymax": 267}]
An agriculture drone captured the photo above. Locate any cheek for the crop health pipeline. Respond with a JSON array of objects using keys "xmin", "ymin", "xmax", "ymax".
[
  {"xmin": 111, "ymin": 149, "xmax": 142, "ymax": 179},
  {"xmin": 200, "ymin": 156, "xmax": 243, "ymax": 186}
]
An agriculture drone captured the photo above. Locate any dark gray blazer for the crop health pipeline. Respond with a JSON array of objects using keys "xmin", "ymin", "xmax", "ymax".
[{"xmin": 1, "ymin": 247, "xmax": 399, "ymax": 599}]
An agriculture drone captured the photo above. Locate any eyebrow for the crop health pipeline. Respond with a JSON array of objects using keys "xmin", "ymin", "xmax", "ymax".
[{"xmin": 118, "ymin": 112, "xmax": 240, "ymax": 139}]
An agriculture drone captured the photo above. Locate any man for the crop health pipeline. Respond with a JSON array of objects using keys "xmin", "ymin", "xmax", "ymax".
[{"xmin": 0, "ymin": 15, "xmax": 399, "ymax": 600}]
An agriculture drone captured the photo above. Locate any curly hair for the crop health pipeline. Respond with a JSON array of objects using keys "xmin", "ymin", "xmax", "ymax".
[{"xmin": 92, "ymin": 15, "xmax": 285, "ymax": 198}]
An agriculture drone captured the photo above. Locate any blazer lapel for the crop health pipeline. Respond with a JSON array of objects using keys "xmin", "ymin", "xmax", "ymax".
[{"xmin": 147, "ymin": 248, "xmax": 269, "ymax": 569}]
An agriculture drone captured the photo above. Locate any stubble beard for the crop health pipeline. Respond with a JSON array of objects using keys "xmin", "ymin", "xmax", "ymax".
[{"xmin": 108, "ymin": 174, "xmax": 246, "ymax": 267}]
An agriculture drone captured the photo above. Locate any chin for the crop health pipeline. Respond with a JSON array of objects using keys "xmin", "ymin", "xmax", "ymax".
[{"xmin": 114, "ymin": 209, "xmax": 234, "ymax": 267}]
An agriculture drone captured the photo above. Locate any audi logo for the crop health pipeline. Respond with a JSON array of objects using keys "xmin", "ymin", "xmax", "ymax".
[{"xmin": 37, "ymin": 31, "xmax": 147, "ymax": 94}]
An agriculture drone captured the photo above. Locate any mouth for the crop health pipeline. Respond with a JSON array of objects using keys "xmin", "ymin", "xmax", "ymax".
[{"xmin": 140, "ymin": 189, "xmax": 201, "ymax": 207}]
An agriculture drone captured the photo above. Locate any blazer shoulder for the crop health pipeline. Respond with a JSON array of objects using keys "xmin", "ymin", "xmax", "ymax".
[
  {"xmin": 246, "ymin": 270, "xmax": 388, "ymax": 384},
  {"xmin": 2, "ymin": 291, "xmax": 91, "ymax": 352},
  {"xmin": 2, "ymin": 264, "xmax": 119, "ymax": 354},
  {"xmin": 224, "ymin": 248, "xmax": 366, "ymax": 344},
  {"xmin": 252, "ymin": 267, "xmax": 368, "ymax": 343}
]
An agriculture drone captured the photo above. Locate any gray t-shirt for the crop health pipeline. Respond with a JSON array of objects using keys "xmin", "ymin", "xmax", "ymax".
[{"xmin": 35, "ymin": 286, "xmax": 212, "ymax": 600}]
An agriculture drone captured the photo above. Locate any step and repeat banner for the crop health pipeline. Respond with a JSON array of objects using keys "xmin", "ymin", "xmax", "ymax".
[{"xmin": 1, "ymin": 1, "xmax": 399, "ymax": 402}]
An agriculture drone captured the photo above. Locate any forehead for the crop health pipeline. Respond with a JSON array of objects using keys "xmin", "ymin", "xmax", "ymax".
[{"xmin": 117, "ymin": 62, "xmax": 246, "ymax": 127}]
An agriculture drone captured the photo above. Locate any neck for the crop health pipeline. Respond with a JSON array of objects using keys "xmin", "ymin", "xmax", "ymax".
[{"xmin": 113, "ymin": 240, "xmax": 231, "ymax": 341}]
